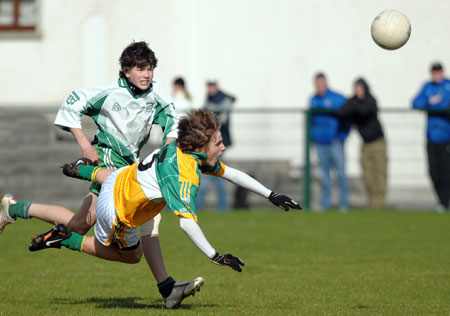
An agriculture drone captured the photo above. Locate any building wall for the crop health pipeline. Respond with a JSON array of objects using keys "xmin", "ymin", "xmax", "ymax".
[{"xmin": 1, "ymin": 0, "xmax": 448, "ymax": 108}]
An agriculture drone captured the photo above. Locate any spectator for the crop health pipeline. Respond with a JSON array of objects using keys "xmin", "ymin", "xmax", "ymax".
[
  {"xmin": 203, "ymin": 77, "xmax": 234, "ymax": 147},
  {"xmin": 197, "ymin": 77, "xmax": 236, "ymax": 210},
  {"xmin": 340, "ymin": 78, "xmax": 388, "ymax": 209},
  {"xmin": 309, "ymin": 72, "xmax": 349, "ymax": 211},
  {"xmin": 412, "ymin": 62, "xmax": 450, "ymax": 213},
  {"xmin": 172, "ymin": 77, "xmax": 192, "ymax": 116}
]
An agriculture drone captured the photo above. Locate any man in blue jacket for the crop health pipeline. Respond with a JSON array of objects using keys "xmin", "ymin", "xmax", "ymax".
[
  {"xmin": 309, "ymin": 73, "xmax": 350, "ymax": 211},
  {"xmin": 412, "ymin": 62, "xmax": 450, "ymax": 213}
]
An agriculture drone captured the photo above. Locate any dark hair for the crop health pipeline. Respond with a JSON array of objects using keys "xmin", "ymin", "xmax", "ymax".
[
  {"xmin": 118, "ymin": 41, "xmax": 158, "ymax": 78},
  {"xmin": 431, "ymin": 62, "xmax": 443, "ymax": 72},
  {"xmin": 177, "ymin": 110, "xmax": 220, "ymax": 153},
  {"xmin": 354, "ymin": 77, "xmax": 370, "ymax": 96},
  {"xmin": 173, "ymin": 77, "xmax": 185, "ymax": 87},
  {"xmin": 173, "ymin": 76, "xmax": 191, "ymax": 100},
  {"xmin": 315, "ymin": 72, "xmax": 326, "ymax": 80}
]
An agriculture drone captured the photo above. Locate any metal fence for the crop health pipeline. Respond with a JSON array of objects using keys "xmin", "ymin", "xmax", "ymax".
[
  {"xmin": 198, "ymin": 107, "xmax": 434, "ymax": 210},
  {"xmin": 0, "ymin": 106, "xmax": 437, "ymax": 210}
]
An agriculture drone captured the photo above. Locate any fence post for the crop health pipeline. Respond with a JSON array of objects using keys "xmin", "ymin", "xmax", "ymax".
[{"xmin": 303, "ymin": 109, "xmax": 311, "ymax": 210}]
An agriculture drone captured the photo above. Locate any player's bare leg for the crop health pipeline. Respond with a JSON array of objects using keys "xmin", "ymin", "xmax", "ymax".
[
  {"xmin": 139, "ymin": 214, "xmax": 202, "ymax": 307},
  {"xmin": 1, "ymin": 195, "xmax": 76, "ymax": 233},
  {"xmin": 142, "ymin": 235, "xmax": 169, "ymax": 282},
  {"xmin": 2, "ymin": 191, "xmax": 100, "ymax": 237},
  {"xmin": 66, "ymin": 193, "xmax": 97, "ymax": 235},
  {"xmin": 28, "ymin": 203, "xmax": 75, "ymax": 225},
  {"xmin": 81, "ymin": 236, "xmax": 143, "ymax": 264},
  {"xmin": 29, "ymin": 225, "xmax": 143, "ymax": 264},
  {"xmin": 140, "ymin": 214, "xmax": 169, "ymax": 282}
]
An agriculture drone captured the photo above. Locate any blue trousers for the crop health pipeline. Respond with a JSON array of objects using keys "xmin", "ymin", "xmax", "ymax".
[
  {"xmin": 196, "ymin": 175, "xmax": 229, "ymax": 210},
  {"xmin": 315, "ymin": 141, "xmax": 348, "ymax": 210}
]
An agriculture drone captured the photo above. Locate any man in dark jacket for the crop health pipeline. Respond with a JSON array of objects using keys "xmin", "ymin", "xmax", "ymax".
[
  {"xmin": 340, "ymin": 78, "xmax": 387, "ymax": 209},
  {"xmin": 412, "ymin": 62, "xmax": 450, "ymax": 212}
]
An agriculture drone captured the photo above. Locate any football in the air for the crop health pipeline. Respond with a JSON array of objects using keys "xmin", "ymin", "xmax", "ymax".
[{"xmin": 371, "ymin": 10, "xmax": 411, "ymax": 50}]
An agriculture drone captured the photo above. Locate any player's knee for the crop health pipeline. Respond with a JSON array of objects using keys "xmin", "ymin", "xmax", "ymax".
[
  {"xmin": 75, "ymin": 226, "xmax": 90, "ymax": 235},
  {"xmin": 67, "ymin": 220, "xmax": 91, "ymax": 235},
  {"xmin": 125, "ymin": 249, "xmax": 143, "ymax": 264}
]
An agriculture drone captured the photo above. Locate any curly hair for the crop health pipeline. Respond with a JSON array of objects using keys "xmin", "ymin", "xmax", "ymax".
[
  {"xmin": 177, "ymin": 110, "xmax": 220, "ymax": 153},
  {"xmin": 119, "ymin": 41, "xmax": 158, "ymax": 78}
]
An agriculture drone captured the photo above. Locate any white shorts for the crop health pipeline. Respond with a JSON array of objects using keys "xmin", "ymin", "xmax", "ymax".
[{"xmin": 94, "ymin": 168, "xmax": 162, "ymax": 249}]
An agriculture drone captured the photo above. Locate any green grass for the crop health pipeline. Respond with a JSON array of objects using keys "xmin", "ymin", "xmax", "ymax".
[{"xmin": 1, "ymin": 210, "xmax": 449, "ymax": 316}]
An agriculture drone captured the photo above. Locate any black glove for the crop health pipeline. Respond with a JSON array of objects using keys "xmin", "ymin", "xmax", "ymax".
[
  {"xmin": 61, "ymin": 158, "xmax": 95, "ymax": 180},
  {"xmin": 211, "ymin": 252, "xmax": 245, "ymax": 272},
  {"xmin": 269, "ymin": 192, "xmax": 302, "ymax": 211}
]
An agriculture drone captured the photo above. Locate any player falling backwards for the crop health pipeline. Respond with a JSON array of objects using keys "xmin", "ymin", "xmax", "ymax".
[{"xmin": 0, "ymin": 110, "xmax": 301, "ymax": 306}]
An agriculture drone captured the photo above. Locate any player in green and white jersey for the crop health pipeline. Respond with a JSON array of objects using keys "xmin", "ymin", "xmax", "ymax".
[{"xmin": 54, "ymin": 42, "xmax": 178, "ymax": 284}]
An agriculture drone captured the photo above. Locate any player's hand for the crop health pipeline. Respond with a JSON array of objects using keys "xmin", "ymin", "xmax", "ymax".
[
  {"xmin": 82, "ymin": 145, "xmax": 99, "ymax": 163},
  {"xmin": 269, "ymin": 192, "xmax": 302, "ymax": 211},
  {"xmin": 60, "ymin": 158, "xmax": 95, "ymax": 180},
  {"xmin": 211, "ymin": 252, "xmax": 245, "ymax": 272}
]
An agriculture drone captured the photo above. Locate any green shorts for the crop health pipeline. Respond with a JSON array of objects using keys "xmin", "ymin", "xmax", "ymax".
[{"xmin": 89, "ymin": 145, "xmax": 132, "ymax": 195}]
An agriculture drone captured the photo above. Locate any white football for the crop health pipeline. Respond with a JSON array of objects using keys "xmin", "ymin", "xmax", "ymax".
[{"xmin": 371, "ymin": 10, "xmax": 411, "ymax": 50}]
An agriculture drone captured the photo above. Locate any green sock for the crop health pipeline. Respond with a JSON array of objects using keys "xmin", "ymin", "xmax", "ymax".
[
  {"xmin": 9, "ymin": 200, "xmax": 32, "ymax": 219},
  {"xmin": 78, "ymin": 165, "xmax": 96, "ymax": 181},
  {"xmin": 61, "ymin": 233, "xmax": 85, "ymax": 252}
]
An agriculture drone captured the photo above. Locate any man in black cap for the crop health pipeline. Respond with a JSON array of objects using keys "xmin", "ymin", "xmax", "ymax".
[{"xmin": 412, "ymin": 62, "xmax": 450, "ymax": 212}]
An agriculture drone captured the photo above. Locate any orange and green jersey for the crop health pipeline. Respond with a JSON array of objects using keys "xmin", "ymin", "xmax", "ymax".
[{"xmin": 112, "ymin": 141, "xmax": 225, "ymax": 227}]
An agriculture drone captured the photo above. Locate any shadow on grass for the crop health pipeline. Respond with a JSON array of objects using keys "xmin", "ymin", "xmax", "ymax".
[
  {"xmin": 53, "ymin": 297, "xmax": 160, "ymax": 309},
  {"xmin": 352, "ymin": 305, "xmax": 370, "ymax": 309},
  {"xmin": 53, "ymin": 296, "xmax": 217, "ymax": 310}
]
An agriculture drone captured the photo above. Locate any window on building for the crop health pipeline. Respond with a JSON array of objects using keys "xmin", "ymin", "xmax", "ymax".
[{"xmin": 0, "ymin": 0, "xmax": 37, "ymax": 31}]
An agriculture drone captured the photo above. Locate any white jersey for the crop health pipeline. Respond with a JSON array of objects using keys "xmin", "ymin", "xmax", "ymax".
[{"xmin": 54, "ymin": 78, "xmax": 179, "ymax": 163}]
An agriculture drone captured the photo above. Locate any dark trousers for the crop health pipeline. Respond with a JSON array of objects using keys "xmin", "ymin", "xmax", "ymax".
[{"xmin": 427, "ymin": 141, "xmax": 450, "ymax": 208}]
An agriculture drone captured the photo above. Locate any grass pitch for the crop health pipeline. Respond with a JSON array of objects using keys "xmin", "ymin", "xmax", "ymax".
[{"xmin": 0, "ymin": 209, "xmax": 449, "ymax": 316}]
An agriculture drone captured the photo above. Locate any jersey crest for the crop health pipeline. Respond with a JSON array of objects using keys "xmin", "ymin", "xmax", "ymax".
[
  {"xmin": 66, "ymin": 91, "xmax": 80, "ymax": 105},
  {"xmin": 112, "ymin": 102, "xmax": 121, "ymax": 111}
]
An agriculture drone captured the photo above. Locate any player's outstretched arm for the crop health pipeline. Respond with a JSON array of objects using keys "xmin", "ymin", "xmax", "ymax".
[
  {"xmin": 221, "ymin": 166, "xmax": 302, "ymax": 211},
  {"xmin": 61, "ymin": 158, "xmax": 112, "ymax": 185},
  {"xmin": 179, "ymin": 217, "xmax": 244, "ymax": 272}
]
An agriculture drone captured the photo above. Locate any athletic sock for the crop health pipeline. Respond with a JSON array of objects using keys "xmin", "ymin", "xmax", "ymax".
[
  {"xmin": 90, "ymin": 166, "xmax": 102, "ymax": 183},
  {"xmin": 157, "ymin": 276, "xmax": 176, "ymax": 298},
  {"xmin": 61, "ymin": 233, "xmax": 86, "ymax": 252},
  {"xmin": 77, "ymin": 165, "xmax": 96, "ymax": 181},
  {"xmin": 8, "ymin": 200, "xmax": 32, "ymax": 219}
]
